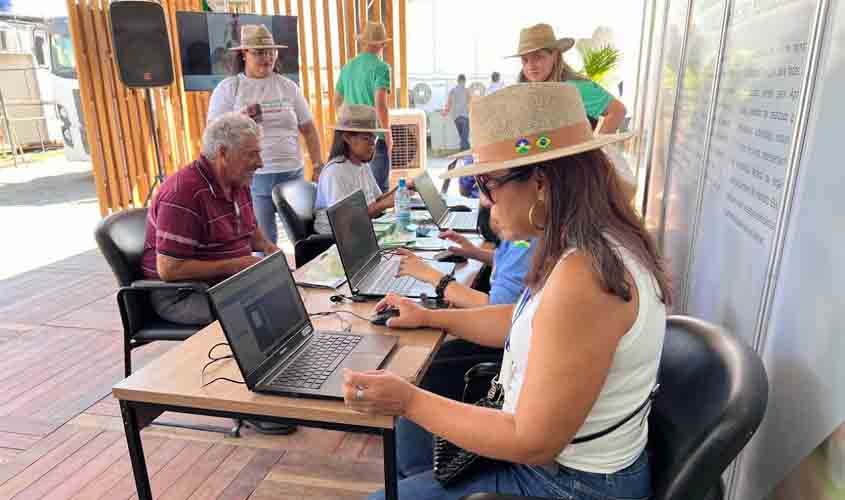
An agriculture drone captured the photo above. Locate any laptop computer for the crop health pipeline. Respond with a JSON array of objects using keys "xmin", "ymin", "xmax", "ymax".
[
  {"xmin": 327, "ymin": 190, "xmax": 455, "ymax": 299},
  {"xmin": 207, "ymin": 251, "xmax": 397, "ymax": 400},
  {"xmin": 414, "ymin": 172, "xmax": 479, "ymax": 232}
]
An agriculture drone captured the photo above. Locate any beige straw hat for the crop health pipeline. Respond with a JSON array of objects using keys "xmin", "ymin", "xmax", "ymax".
[
  {"xmin": 441, "ymin": 82, "xmax": 634, "ymax": 179},
  {"xmin": 507, "ymin": 23, "xmax": 575, "ymax": 58},
  {"xmin": 357, "ymin": 22, "xmax": 391, "ymax": 45},
  {"xmin": 229, "ymin": 25, "xmax": 288, "ymax": 51},
  {"xmin": 329, "ymin": 104, "xmax": 387, "ymax": 133}
]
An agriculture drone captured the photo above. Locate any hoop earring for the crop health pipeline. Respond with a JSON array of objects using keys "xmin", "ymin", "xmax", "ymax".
[{"xmin": 528, "ymin": 201, "xmax": 546, "ymax": 231}]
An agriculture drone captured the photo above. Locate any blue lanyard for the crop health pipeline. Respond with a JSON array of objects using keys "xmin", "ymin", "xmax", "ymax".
[{"xmin": 505, "ymin": 289, "xmax": 532, "ymax": 351}]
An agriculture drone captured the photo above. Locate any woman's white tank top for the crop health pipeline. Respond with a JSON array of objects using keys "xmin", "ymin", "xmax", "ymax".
[{"xmin": 498, "ymin": 245, "xmax": 666, "ymax": 474}]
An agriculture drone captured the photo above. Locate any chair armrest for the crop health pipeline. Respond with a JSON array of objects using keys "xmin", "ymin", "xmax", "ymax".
[{"xmin": 129, "ymin": 280, "xmax": 209, "ymax": 293}]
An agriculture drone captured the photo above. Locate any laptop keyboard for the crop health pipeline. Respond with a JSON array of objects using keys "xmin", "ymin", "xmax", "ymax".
[
  {"xmin": 364, "ymin": 259, "xmax": 421, "ymax": 295},
  {"xmin": 268, "ymin": 334, "xmax": 362, "ymax": 389},
  {"xmin": 448, "ymin": 211, "xmax": 476, "ymax": 229}
]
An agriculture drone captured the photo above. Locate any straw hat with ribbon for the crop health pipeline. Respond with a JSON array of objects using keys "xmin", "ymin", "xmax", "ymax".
[
  {"xmin": 329, "ymin": 104, "xmax": 387, "ymax": 133},
  {"xmin": 357, "ymin": 22, "xmax": 391, "ymax": 45},
  {"xmin": 507, "ymin": 23, "xmax": 575, "ymax": 58},
  {"xmin": 229, "ymin": 24, "xmax": 288, "ymax": 51},
  {"xmin": 442, "ymin": 82, "xmax": 634, "ymax": 179}
]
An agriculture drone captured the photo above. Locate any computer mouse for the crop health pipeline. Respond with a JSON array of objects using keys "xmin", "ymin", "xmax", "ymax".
[
  {"xmin": 449, "ymin": 204, "xmax": 473, "ymax": 212},
  {"xmin": 370, "ymin": 307, "xmax": 400, "ymax": 326},
  {"xmin": 434, "ymin": 250, "xmax": 468, "ymax": 263}
]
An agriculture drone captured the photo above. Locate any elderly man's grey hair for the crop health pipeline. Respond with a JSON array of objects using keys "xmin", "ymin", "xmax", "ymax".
[{"xmin": 201, "ymin": 112, "xmax": 262, "ymax": 160}]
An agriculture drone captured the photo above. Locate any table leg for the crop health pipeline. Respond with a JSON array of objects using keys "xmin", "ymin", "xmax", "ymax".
[
  {"xmin": 383, "ymin": 428, "xmax": 399, "ymax": 500},
  {"xmin": 120, "ymin": 401, "xmax": 153, "ymax": 500}
]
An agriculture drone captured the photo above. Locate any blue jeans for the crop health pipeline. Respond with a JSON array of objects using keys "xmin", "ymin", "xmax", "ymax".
[
  {"xmin": 370, "ymin": 450, "xmax": 652, "ymax": 500},
  {"xmin": 454, "ymin": 116, "xmax": 470, "ymax": 151},
  {"xmin": 370, "ymin": 140, "xmax": 391, "ymax": 193},
  {"xmin": 250, "ymin": 169, "xmax": 304, "ymax": 244}
]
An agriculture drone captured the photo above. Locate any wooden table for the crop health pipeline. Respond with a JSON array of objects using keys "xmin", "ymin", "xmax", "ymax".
[{"xmin": 113, "ymin": 257, "xmax": 482, "ymax": 500}]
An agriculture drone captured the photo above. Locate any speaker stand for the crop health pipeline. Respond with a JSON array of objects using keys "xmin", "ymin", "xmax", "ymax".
[{"xmin": 143, "ymin": 87, "xmax": 167, "ymax": 207}]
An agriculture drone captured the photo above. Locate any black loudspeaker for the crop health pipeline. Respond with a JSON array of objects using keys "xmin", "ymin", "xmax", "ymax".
[{"xmin": 109, "ymin": 1, "xmax": 174, "ymax": 88}]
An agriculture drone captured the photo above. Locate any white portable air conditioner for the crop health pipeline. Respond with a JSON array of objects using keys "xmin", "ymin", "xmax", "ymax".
[{"xmin": 388, "ymin": 108, "xmax": 427, "ymax": 187}]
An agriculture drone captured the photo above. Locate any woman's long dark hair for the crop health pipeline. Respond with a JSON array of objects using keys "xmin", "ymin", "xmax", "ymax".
[
  {"xmin": 523, "ymin": 149, "xmax": 671, "ymax": 305},
  {"xmin": 328, "ymin": 130, "xmax": 350, "ymax": 161}
]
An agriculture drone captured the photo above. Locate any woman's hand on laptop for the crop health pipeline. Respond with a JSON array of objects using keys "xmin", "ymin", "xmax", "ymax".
[
  {"xmin": 395, "ymin": 248, "xmax": 444, "ymax": 285},
  {"xmin": 438, "ymin": 230, "xmax": 476, "ymax": 257},
  {"xmin": 342, "ymin": 369, "xmax": 417, "ymax": 416},
  {"xmin": 375, "ymin": 293, "xmax": 428, "ymax": 328}
]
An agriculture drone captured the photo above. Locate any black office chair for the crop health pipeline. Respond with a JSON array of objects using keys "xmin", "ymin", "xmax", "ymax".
[
  {"xmin": 461, "ymin": 315, "xmax": 769, "ymax": 500},
  {"xmin": 271, "ymin": 179, "xmax": 334, "ymax": 267},
  {"xmin": 95, "ymin": 208, "xmax": 241, "ymax": 437}
]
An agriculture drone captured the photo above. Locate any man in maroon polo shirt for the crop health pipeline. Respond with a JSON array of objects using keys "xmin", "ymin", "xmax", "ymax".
[{"xmin": 141, "ymin": 112, "xmax": 278, "ymax": 326}]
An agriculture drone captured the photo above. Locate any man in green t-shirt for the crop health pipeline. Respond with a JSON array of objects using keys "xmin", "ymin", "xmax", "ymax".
[{"xmin": 334, "ymin": 22, "xmax": 392, "ymax": 192}]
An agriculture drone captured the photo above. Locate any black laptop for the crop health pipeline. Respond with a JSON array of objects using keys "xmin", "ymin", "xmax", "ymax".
[
  {"xmin": 327, "ymin": 190, "xmax": 455, "ymax": 299},
  {"xmin": 414, "ymin": 172, "xmax": 478, "ymax": 232},
  {"xmin": 208, "ymin": 251, "xmax": 397, "ymax": 400}
]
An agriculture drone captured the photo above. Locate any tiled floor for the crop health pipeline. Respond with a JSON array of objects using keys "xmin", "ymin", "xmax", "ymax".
[{"xmin": 0, "ymin": 249, "xmax": 386, "ymax": 499}]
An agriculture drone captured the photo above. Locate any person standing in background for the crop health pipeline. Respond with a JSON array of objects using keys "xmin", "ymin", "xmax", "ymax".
[
  {"xmin": 334, "ymin": 22, "xmax": 393, "ymax": 192},
  {"xmin": 443, "ymin": 74, "xmax": 471, "ymax": 151},
  {"xmin": 207, "ymin": 25, "xmax": 324, "ymax": 246},
  {"xmin": 487, "ymin": 71, "xmax": 504, "ymax": 94},
  {"xmin": 514, "ymin": 23, "xmax": 626, "ymax": 134}
]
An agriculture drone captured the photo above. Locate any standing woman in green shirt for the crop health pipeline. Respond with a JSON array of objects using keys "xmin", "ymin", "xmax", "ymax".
[{"xmin": 513, "ymin": 23, "xmax": 627, "ymax": 134}]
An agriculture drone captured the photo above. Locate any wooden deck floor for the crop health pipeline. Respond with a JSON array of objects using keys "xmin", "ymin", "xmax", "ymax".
[{"xmin": 0, "ymin": 250, "xmax": 386, "ymax": 499}]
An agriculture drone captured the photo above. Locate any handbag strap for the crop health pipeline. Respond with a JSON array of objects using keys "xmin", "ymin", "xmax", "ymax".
[{"xmin": 571, "ymin": 384, "xmax": 660, "ymax": 444}]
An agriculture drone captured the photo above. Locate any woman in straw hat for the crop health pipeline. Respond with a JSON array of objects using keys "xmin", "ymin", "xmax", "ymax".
[
  {"xmin": 208, "ymin": 24, "xmax": 324, "ymax": 246},
  {"xmin": 343, "ymin": 83, "xmax": 669, "ymax": 500},
  {"xmin": 514, "ymin": 23, "xmax": 626, "ymax": 135},
  {"xmin": 313, "ymin": 105, "xmax": 402, "ymax": 234}
]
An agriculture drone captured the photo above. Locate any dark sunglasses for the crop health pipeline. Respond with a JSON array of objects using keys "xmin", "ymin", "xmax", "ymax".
[{"xmin": 475, "ymin": 168, "xmax": 533, "ymax": 202}]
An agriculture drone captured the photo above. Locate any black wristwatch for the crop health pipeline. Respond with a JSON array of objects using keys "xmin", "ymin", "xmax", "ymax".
[{"xmin": 435, "ymin": 273, "xmax": 456, "ymax": 299}]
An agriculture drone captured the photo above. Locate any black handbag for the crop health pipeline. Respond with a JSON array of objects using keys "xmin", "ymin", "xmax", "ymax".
[{"xmin": 432, "ymin": 379, "xmax": 660, "ymax": 487}]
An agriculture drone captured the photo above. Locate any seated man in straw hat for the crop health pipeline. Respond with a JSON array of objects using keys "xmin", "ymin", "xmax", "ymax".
[
  {"xmin": 334, "ymin": 22, "xmax": 393, "ymax": 193},
  {"xmin": 313, "ymin": 105, "xmax": 404, "ymax": 235}
]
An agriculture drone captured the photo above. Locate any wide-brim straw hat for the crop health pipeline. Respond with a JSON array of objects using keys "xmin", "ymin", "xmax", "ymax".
[
  {"xmin": 507, "ymin": 23, "xmax": 575, "ymax": 58},
  {"xmin": 329, "ymin": 104, "xmax": 387, "ymax": 133},
  {"xmin": 441, "ymin": 82, "xmax": 634, "ymax": 179},
  {"xmin": 357, "ymin": 22, "xmax": 391, "ymax": 45},
  {"xmin": 229, "ymin": 24, "xmax": 288, "ymax": 51}
]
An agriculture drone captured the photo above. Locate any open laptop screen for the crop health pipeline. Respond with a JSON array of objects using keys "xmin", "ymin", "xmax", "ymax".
[
  {"xmin": 209, "ymin": 251, "xmax": 309, "ymax": 382},
  {"xmin": 327, "ymin": 190, "xmax": 380, "ymax": 288},
  {"xmin": 414, "ymin": 172, "xmax": 448, "ymax": 222}
]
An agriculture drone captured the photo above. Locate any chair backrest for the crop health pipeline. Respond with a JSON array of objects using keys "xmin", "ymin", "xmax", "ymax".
[
  {"xmin": 272, "ymin": 179, "xmax": 318, "ymax": 243},
  {"xmin": 650, "ymin": 316, "xmax": 768, "ymax": 500},
  {"xmin": 94, "ymin": 208, "xmax": 149, "ymax": 287}
]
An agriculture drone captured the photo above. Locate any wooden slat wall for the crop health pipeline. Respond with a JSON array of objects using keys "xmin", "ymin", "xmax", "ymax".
[{"xmin": 67, "ymin": 0, "xmax": 408, "ymax": 215}]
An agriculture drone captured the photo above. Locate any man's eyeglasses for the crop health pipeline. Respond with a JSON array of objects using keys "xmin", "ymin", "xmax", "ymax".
[
  {"xmin": 474, "ymin": 168, "xmax": 533, "ymax": 202},
  {"xmin": 353, "ymin": 132, "xmax": 378, "ymax": 144}
]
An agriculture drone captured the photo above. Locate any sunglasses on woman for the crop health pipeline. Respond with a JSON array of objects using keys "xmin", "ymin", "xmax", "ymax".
[{"xmin": 475, "ymin": 168, "xmax": 533, "ymax": 202}]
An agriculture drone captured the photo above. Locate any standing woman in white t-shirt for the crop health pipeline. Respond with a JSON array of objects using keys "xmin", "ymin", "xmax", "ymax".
[{"xmin": 207, "ymin": 25, "xmax": 324, "ymax": 245}]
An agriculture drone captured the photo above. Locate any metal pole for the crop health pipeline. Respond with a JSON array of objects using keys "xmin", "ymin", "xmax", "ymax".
[
  {"xmin": 0, "ymin": 89, "xmax": 18, "ymax": 167},
  {"xmin": 143, "ymin": 88, "xmax": 166, "ymax": 206},
  {"xmin": 680, "ymin": 0, "xmax": 733, "ymax": 311}
]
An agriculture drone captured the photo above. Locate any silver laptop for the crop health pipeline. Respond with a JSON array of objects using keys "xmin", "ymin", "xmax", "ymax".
[
  {"xmin": 327, "ymin": 190, "xmax": 455, "ymax": 299},
  {"xmin": 208, "ymin": 251, "xmax": 397, "ymax": 400},
  {"xmin": 414, "ymin": 172, "xmax": 478, "ymax": 232}
]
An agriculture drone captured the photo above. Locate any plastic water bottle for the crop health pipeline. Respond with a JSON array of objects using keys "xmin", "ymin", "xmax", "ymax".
[{"xmin": 394, "ymin": 178, "xmax": 411, "ymax": 233}]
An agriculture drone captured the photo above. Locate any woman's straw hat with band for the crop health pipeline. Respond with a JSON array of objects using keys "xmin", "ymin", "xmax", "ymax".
[
  {"xmin": 330, "ymin": 104, "xmax": 387, "ymax": 133},
  {"xmin": 229, "ymin": 25, "xmax": 288, "ymax": 50},
  {"xmin": 357, "ymin": 22, "xmax": 391, "ymax": 45},
  {"xmin": 441, "ymin": 82, "xmax": 634, "ymax": 179},
  {"xmin": 507, "ymin": 23, "xmax": 575, "ymax": 58}
]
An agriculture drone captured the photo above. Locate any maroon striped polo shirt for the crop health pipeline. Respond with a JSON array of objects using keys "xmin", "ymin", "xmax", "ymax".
[{"xmin": 141, "ymin": 156, "xmax": 256, "ymax": 280}]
